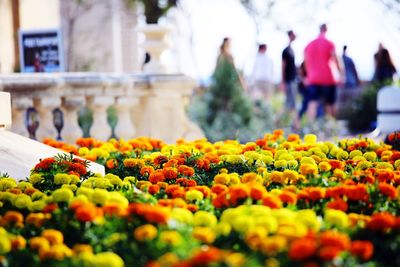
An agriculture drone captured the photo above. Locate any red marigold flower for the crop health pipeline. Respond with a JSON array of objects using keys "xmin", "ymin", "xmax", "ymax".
[
  {"xmin": 148, "ymin": 185, "xmax": 160, "ymax": 195},
  {"xmin": 320, "ymin": 231, "xmax": 351, "ymax": 250},
  {"xmin": 75, "ymin": 204, "xmax": 97, "ymax": 222},
  {"xmin": 34, "ymin": 157, "xmax": 55, "ymax": 170},
  {"xmin": 288, "ymin": 237, "xmax": 317, "ymax": 261},
  {"xmin": 279, "ymin": 191, "xmax": 297, "ymax": 205},
  {"xmin": 319, "ymin": 246, "xmax": 342, "ymax": 261},
  {"xmin": 149, "ymin": 170, "xmax": 165, "ymax": 184},
  {"xmin": 162, "ymin": 167, "xmax": 178, "ymax": 180},
  {"xmin": 351, "ymin": 240, "xmax": 374, "ymax": 261},
  {"xmin": 178, "ymin": 165, "xmax": 195, "ymax": 177},
  {"xmin": 326, "ymin": 198, "xmax": 348, "ymax": 212},
  {"xmin": 378, "ymin": 183, "xmax": 398, "ymax": 199}
]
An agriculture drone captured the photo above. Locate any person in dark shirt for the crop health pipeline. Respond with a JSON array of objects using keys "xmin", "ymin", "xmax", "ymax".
[
  {"xmin": 342, "ymin": 45, "xmax": 360, "ymax": 89},
  {"xmin": 373, "ymin": 43, "xmax": 397, "ymax": 85},
  {"xmin": 281, "ymin": 31, "xmax": 297, "ymax": 109},
  {"xmin": 281, "ymin": 30, "xmax": 297, "ymax": 122}
]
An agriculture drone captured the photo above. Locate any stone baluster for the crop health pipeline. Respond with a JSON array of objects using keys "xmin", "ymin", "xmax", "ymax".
[
  {"xmin": 10, "ymin": 97, "xmax": 33, "ymax": 137},
  {"xmin": 62, "ymin": 96, "xmax": 86, "ymax": 144},
  {"xmin": 34, "ymin": 97, "xmax": 62, "ymax": 141},
  {"xmin": 88, "ymin": 96, "xmax": 113, "ymax": 141},
  {"xmin": 115, "ymin": 96, "xmax": 137, "ymax": 140}
]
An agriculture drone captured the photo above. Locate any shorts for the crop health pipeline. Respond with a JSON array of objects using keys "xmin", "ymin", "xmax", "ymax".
[{"xmin": 307, "ymin": 84, "xmax": 337, "ymax": 105}]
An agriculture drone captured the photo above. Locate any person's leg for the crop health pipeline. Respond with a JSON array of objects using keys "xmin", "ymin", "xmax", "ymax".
[
  {"xmin": 306, "ymin": 85, "xmax": 320, "ymax": 121},
  {"xmin": 324, "ymin": 85, "xmax": 337, "ymax": 118}
]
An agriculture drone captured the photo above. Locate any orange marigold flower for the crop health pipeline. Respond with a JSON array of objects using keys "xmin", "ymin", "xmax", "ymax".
[
  {"xmin": 211, "ymin": 184, "xmax": 228, "ymax": 194},
  {"xmin": 320, "ymin": 231, "xmax": 350, "ymax": 250},
  {"xmin": 148, "ymin": 184, "xmax": 160, "ymax": 195},
  {"xmin": 328, "ymin": 160, "xmax": 344, "ymax": 170},
  {"xmin": 154, "ymin": 155, "xmax": 169, "ymax": 165},
  {"xmin": 378, "ymin": 183, "xmax": 398, "ymax": 199},
  {"xmin": 319, "ymin": 246, "xmax": 342, "ymax": 261},
  {"xmin": 140, "ymin": 166, "xmax": 154, "ymax": 176},
  {"xmin": 163, "ymin": 167, "xmax": 178, "ymax": 180},
  {"xmin": 187, "ymin": 204, "xmax": 198, "ymax": 212},
  {"xmin": 326, "ymin": 198, "xmax": 348, "ymax": 212},
  {"xmin": 288, "ymin": 237, "xmax": 317, "ymax": 261},
  {"xmin": 262, "ymin": 194, "xmax": 282, "ymax": 209},
  {"xmin": 249, "ymin": 185, "xmax": 265, "ymax": 201},
  {"xmin": 351, "ymin": 240, "xmax": 374, "ymax": 261},
  {"xmin": 106, "ymin": 159, "xmax": 118, "ymax": 169},
  {"xmin": 229, "ymin": 185, "xmax": 249, "ymax": 206},
  {"xmin": 279, "ymin": 191, "xmax": 297, "ymax": 205},
  {"xmin": 190, "ymin": 247, "xmax": 222, "ymax": 265},
  {"xmin": 212, "ymin": 193, "xmax": 229, "ymax": 209},
  {"xmin": 134, "ymin": 224, "xmax": 158, "ymax": 242},
  {"xmin": 41, "ymin": 229, "xmax": 64, "ymax": 245},
  {"xmin": 2, "ymin": 211, "xmax": 24, "ymax": 227},
  {"xmin": 375, "ymin": 169, "xmax": 395, "ymax": 183},
  {"xmin": 34, "ymin": 157, "xmax": 55, "ymax": 170},
  {"xmin": 367, "ymin": 212, "xmax": 396, "ymax": 231},
  {"xmin": 11, "ymin": 235, "xmax": 26, "ymax": 250},
  {"xmin": 178, "ymin": 165, "xmax": 195, "ymax": 177},
  {"xmin": 75, "ymin": 204, "xmax": 98, "ymax": 222},
  {"xmin": 25, "ymin": 213, "xmax": 47, "ymax": 228},
  {"xmin": 344, "ymin": 184, "xmax": 368, "ymax": 202},
  {"xmin": 149, "ymin": 170, "xmax": 165, "ymax": 184},
  {"xmin": 307, "ymin": 187, "xmax": 326, "ymax": 201}
]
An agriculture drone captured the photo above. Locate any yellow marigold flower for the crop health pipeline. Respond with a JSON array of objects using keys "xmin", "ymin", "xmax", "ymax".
[
  {"xmin": 286, "ymin": 160, "xmax": 298, "ymax": 169},
  {"xmin": 318, "ymin": 144, "xmax": 330, "ymax": 154},
  {"xmin": 356, "ymin": 161, "xmax": 372, "ymax": 170},
  {"xmin": 225, "ymin": 253, "xmax": 246, "ymax": 267},
  {"xmin": 277, "ymin": 221, "xmax": 307, "ymax": 239},
  {"xmin": 349, "ymin": 150, "xmax": 363, "ymax": 159},
  {"xmin": 300, "ymin": 157, "xmax": 316, "ymax": 165},
  {"xmin": 61, "ymin": 184, "xmax": 78, "ymax": 192},
  {"xmin": 299, "ymin": 163, "xmax": 318, "ymax": 176},
  {"xmin": 333, "ymin": 169, "xmax": 346, "ymax": 180},
  {"xmin": 0, "ymin": 234, "xmax": 11, "ymax": 254},
  {"xmin": 395, "ymin": 159, "xmax": 400, "ymax": 170},
  {"xmin": 296, "ymin": 209, "xmax": 320, "ymax": 231},
  {"xmin": 123, "ymin": 176, "xmax": 137, "ymax": 184},
  {"xmin": 18, "ymin": 181, "xmax": 33, "ymax": 190},
  {"xmin": 106, "ymin": 192, "xmax": 129, "ymax": 207},
  {"xmin": 171, "ymin": 208, "xmax": 193, "ymax": 225},
  {"xmin": 279, "ymin": 153, "xmax": 294, "ymax": 161},
  {"xmin": 42, "ymin": 229, "xmax": 63, "ymax": 245},
  {"xmin": 134, "ymin": 224, "xmax": 158, "ymax": 242},
  {"xmin": 76, "ymin": 187, "xmax": 93, "ymax": 198},
  {"xmin": 229, "ymin": 173, "xmax": 240, "ymax": 185},
  {"xmin": 78, "ymin": 147, "xmax": 90, "ymax": 156},
  {"xmin": 214, "ymin": 173, "xmax": 230, "ymax": 185},
  {"xmin": 0, "ymin": 178, "xmax": 17, "ymax": 191},
  {"xmin": 325, "ymin": 209, "xmax": 349, "ymax": 228},
  {"xmin": 274, "ymin": 160, "xmax": 287, "ymax": 169},
  {"xmin": 92, "ymin": 252, "xmax": 124, "ymax": 267},
  {"xmin": 282, "ymin": 170, "xmax": 298, "ymax": 183},
  {"xmin": 39, "ymin": 244, "xmax": 73, "ymax": 261},
  {"xmin": 363, "ymin": 152, "xmax": 377, "ymax": 161},
  {"xmin": 231, "ymin": 216, "xmax": 255, "ymax": 234},
  {"xmin": 215, "ymin": 222, "xmax": 232, "ymax": 236},
  {"xmin": 13, "ymin": 194, "xmax": 32, "ymax": 209},
  {"xmin": 53, "ymin": 173, "xmax": 71, "ymax": 185},
  {"xmin": 352, "ymin": 155, "xmax": 366, "ymax": 161},
  {"xmin": 29, "ymin": 236, "xmax": 50, "ymax": 251},
  {"xmin": 52, "ymin": 188, "xmax": 74, "ymax": 203},
  {"xmin": 264, "ymin": 257, "xmax": 280, "ymax": 267},
  {"xmin": 270, "ymin": 171, "xmax": 285, "ymax": 184},
  {"xmin": 304, "ymin": 134, "xmax": 317, "ymax": 144},
  {"xmin": 30, "ymin": 200, "xmax": 46, "ymax": 212},
  {"xmin": 69, "ymin": 174, "xmax": 80, "ymax": 184},
  {"xmin": 261, "ymin": 155, "xmax": 274, "ymax": 165},
  {"xmin": 193, "ymin": 211, "xmax": 217, "ymax": 227},
  {"xmin": 159, "ymin": 231, "xmax": 182, "ymax": 246},
  {"xmin": 185, "ymin": 190, "xmax": 204, "ymax": 202},
  {"xmin": 158, "ymin": 253, "xmax": 180, "ymax": 267},
  {"xmin": 90, "ymin": 189, "xmax": 109, "ymax": 206},
  {"xmin": 26, "ymin": 213, "xmax": 47, "ymax": 228},
  {"xmin": 319, "ymin": 161, "xmax": 332, "ymax": 172},
  {"xmin": 105, "ymin": 174, "xmax": 123, "ymax": 187},
  {"xmin": 193, "ymin": 226, "xmax": 216, "ymax": 244},
  {"xmin": 375, "ymin": 162, "xmax": 394, "ymax": 170},
  {"xmin": 337, "ymin": 150, "xmax": 349, "ymax": 160}
]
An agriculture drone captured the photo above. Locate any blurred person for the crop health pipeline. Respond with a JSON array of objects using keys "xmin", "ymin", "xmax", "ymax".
[
  {"xmin": 250, "ymin": 43, "xmax": 273, "ymax": 102},
  {"xmin": 342, "ymin": 45, "xmax": 360, "ymax": 89},
  {"xmin": 281, "ymin": 30, "xmax": 297, "ymax": 121},
  {"xmin": 304, "ymin": 23, "xmax": 341, "ymax": 120},
  {"xmin": 373, "ymin": 43, "xmax": 397, "ymax": 85},
  {"xmin": 216, "ymin": 37, "xmax": 247, "ymax": 91}
]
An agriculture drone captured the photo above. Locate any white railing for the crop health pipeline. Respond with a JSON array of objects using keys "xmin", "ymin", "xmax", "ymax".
[{"xmin": 0, "ymin": 73, "xmax": 204, "ymax": 144}]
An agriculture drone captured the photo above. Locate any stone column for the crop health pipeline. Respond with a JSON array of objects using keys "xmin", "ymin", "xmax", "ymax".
[
  {"xmin": 10, "ymin": 97, "xmax": 32, "ymax": 137},
  {"xmin": 88, "ymin": 96, "xmax": 113, "ymax": 141},
  {"xmin": 115, "ymin": 96, "xmax": 137, "ymax": 140},
  {"xmin": 62, "ymin": 96, "xmax": 85, "ymax": 144},
  {"xmin": 35, "ymin": 97, "xmax": 61, "ymax": 141}
]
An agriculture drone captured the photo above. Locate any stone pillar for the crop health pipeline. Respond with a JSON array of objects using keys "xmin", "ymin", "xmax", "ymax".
[
  {"xmin": 10, "ymin": 97, "xmax": 32, "ymax": 136},
  {"xmin": 115, "ymin": 96, "xmax": 137, "ymax": 140},
  {"xmin": 35, "ymin": 96, "xmax": 61, "ymax": 141},
  {"xmin": 62, "ymin": 96, "xmax": 85, "ymax": 144},
  {"xmin": 377, "ymin": 86, "xmax": 400, "ymax": 134},
  {"xmin": 88, "ymin": 96, "xmax": 113, "ymax": 141},
  {"xmin": 139, "ymin": 75, "xmax": 204, "ymax": 143}
]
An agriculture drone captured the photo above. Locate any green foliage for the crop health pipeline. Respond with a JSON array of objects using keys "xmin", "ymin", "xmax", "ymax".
[
  {"xmin": 189, "ymin": 57, "xmax": 273, "ymax": 142},
  {"xmin": 128, "ymin": 0, "xmax": 177, "ymax": 24}
]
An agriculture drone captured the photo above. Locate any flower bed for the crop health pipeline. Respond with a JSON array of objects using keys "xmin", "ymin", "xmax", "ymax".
[{"xmin": 1, "ymin": 131, "xmax": 400, "ymax": 266}]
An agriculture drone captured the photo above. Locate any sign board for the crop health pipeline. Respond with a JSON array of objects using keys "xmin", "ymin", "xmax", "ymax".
[{"xmin": 19, "ymin": 29, "xmax": 64, "ymax": 72}]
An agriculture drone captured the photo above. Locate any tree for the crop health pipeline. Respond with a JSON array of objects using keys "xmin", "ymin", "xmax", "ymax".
[{"xmin": 11, "ymin": 0, "xmax": 20, "ymax": 71}]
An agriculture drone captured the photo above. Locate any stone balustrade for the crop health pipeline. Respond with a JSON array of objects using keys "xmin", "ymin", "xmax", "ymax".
[{"xmin": 0, "ymin": 73, "xmax": 204, "ymax": 144}]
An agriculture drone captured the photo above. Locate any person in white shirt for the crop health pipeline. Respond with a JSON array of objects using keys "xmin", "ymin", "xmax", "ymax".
[{"xmin": 250, "ymin": 44, "xmax": 274, "ymax": 102}]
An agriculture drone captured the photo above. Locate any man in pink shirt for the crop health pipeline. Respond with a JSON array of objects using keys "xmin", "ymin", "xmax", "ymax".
[{"xmin": 304, "ymin": 24, "xmax": 341, "ymax": 120}]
